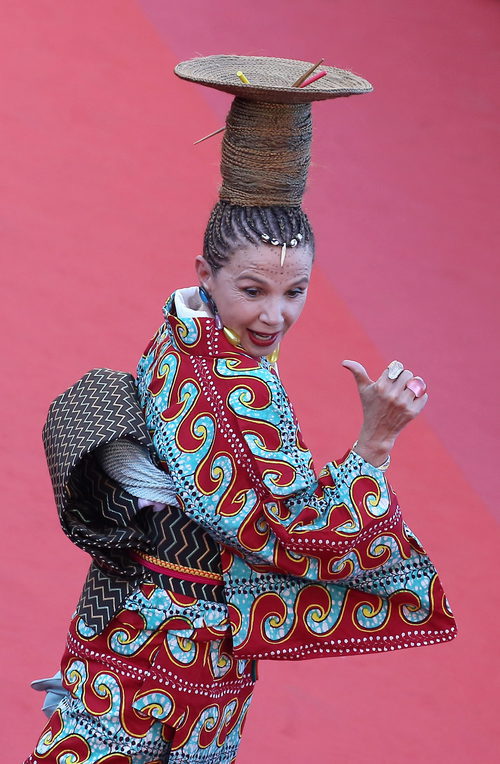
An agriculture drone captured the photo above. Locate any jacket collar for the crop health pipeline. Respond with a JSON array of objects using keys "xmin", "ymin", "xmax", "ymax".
[{"xmin": 162, "ymin": 287, "xmax": 272, "ymax": 369}]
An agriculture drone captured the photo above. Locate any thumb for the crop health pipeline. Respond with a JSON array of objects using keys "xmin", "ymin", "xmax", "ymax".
[{"xmin": 342, "ymin": 359, "xmax": 372, "ymax": 390}]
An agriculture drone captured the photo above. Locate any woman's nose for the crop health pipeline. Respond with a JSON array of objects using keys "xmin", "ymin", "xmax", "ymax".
[{"xmin": 259, "ymin": 300, "xmax": 283, "ymax": 326}]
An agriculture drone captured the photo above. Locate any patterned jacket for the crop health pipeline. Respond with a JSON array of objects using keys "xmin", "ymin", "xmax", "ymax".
[
  {"xmin": 44, "ymin": 289, "xmax": 456, "ymax": 658},
  {"xmin": 134, "ymin": 290, "xmax": 456, "ymax": 658}
]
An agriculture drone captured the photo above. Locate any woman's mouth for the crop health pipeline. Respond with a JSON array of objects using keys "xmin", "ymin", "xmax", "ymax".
[{"xmin": 247, "ymin": 330, "xmax": 280, "ymax": 347}]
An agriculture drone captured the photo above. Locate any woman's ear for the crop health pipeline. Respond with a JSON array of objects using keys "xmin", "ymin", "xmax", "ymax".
[{"xmin": 195, "ymin": 255, "xmax": 213, "ymax": 291}]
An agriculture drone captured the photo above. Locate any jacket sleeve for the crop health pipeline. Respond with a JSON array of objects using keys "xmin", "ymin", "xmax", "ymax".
[
  {"xmin": 140, "ymin": 350, "xmax": 418, "ymax": 583},
  {"xmin": 214, "ymin": 356, "xmax": 410, "ymax": 581}
]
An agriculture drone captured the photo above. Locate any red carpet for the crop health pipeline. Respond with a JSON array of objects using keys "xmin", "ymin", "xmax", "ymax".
[{"xmin": 1, "ymin": 2, "xmax": 498, "ymax": 761}]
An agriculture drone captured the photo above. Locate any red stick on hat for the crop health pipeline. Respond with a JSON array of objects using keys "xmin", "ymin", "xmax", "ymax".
[
  {"xmin": 292, "ymin": 58, "xmax": 324, "ymax": 87},
  {"xmin": 299, "ymin": 70, "xmax": 328, "ymax": 88}
]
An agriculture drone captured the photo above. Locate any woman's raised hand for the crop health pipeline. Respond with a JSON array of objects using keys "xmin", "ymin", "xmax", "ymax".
[{"xmin": 341, "ymin": 359, "xmax": 428, "ymax": 468}]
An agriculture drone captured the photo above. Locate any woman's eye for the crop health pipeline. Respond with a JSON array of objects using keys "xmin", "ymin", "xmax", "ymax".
[
  {"xmin": 243, "ymin": 288, "xmax": 259, "ymax": 297},
  {"xmin": 287, "ymin": 289, "xmax": 305, "ymax": 298}
]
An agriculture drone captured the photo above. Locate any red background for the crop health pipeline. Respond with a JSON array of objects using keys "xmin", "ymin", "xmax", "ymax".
[{"xmin": 1, "ymin": 1, "xmax": 498, "ymax": 761}]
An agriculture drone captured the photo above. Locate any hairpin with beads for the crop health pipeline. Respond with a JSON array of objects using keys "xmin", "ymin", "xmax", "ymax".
[{"xmin": 261, "ymin": 232, "xmax": 303, "ymax": 266}]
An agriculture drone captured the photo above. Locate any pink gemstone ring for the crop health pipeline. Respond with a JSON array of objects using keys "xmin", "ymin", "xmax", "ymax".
[{"xmin": 405, "ymin": 376, "xmax": 427, "ymax": 398}]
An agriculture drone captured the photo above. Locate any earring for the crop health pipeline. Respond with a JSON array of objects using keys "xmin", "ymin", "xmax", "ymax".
[
  {"xmin": 267, "ymin": 346, "xmax": 280, "ymax": 364},
  {"xmin": 199, "ymin": 286, "xmax": 223, "ymax": 330},
  {"xmin": 199, "ymin": 286, "xmax": 243, "ymax": 346},
  {"xmin": 223, "ymin": 326, "xmax": 242, "ymax": 347}
]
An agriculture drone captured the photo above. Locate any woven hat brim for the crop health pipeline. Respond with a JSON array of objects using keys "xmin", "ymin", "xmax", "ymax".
[{"xmin": 174, "ymin": 55, "xmax": 372, "ymax": 104}]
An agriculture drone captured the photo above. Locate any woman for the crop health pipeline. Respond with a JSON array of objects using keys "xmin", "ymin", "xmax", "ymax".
[{"xmin": 26, "ymin": 58, "xmax": 456, "ymax": 764}]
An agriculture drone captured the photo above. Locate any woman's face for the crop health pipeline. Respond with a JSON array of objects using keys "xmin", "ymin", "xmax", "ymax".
[{"xmin": 195, "ymin": 243, "xmax": 313, "ymax": 357}]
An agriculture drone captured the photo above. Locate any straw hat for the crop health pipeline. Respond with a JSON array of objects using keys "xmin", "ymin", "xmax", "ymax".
[
  {"xmin": 174, "ymin": 54, "xmax": 372, "ymax": 104},
  {"xmin": 175, "ymin": 55, "xmax": 372, "ymax": 206}
]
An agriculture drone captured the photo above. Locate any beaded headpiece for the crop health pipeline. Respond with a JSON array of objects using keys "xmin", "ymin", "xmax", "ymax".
[
  {"xmin": 261, "ymin": 232, "xmax": 303, "ymax": 267},
  {"xmin": 175, "ymin": 55, "xmax": 372, "ymax": 261}
]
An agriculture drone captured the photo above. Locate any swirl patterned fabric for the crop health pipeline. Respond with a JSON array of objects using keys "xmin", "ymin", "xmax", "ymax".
[
  {"xmin": 25, "ymin": 586, "xmax": 255, "ymax": 764},
  {"xmin": 134, "ymin": 292, "xmax": 456, "ymax": 659},
  {"xmin": 26, "ymin": 289, "xmax": 457, "ymax": 763}
]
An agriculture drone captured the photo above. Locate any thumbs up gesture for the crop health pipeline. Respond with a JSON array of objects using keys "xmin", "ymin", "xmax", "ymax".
[{"xmin": 342, "ymin": 360, "xmax": 428, "ymax": 468}]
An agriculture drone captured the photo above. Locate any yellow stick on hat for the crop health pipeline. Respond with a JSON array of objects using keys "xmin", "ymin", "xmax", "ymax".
[{"xmin": 236, "ymin": 70, "xmax": 250, "ymax": 84}]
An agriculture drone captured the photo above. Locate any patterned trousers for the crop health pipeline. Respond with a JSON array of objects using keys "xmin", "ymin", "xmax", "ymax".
[{"xmin": 25, "ymin": 606, "xmax": 257, "ymax": 763}]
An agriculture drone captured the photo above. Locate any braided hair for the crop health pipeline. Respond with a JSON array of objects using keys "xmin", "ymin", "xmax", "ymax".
[{"xmin": 203, "ymin": 201, "xmax": 314, "ymax": 271}]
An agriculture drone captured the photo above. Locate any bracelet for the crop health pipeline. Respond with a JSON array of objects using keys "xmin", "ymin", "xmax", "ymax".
[{"xmin": 351, "ymin": 441, "xmax": 391, "ymax": 472}]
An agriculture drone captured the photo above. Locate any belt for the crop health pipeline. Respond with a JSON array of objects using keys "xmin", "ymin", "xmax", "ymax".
[{"xmin": 131, "ymin": 551, "xmax": 224, "ymax": 587}]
